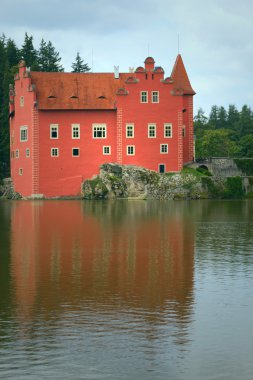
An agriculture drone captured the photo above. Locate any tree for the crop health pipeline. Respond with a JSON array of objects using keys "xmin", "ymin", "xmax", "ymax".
[
  {"xmin": 195, "ymin": 129, "xmax": 239, "ymax": 158},
  {"xmin": 21, "ymin": 32, "xmax": 39, "ymax": 70},
  {"xmin": 239, "ymin": 135, "xmax": 253, "ymax": 157},
  {"xmin": 217, "ymin": 106, "xmax": 227, "ymax": 129},
  {"xmin": 208, "ymin": 105, "xmax": 219, "ymax": 129},
  {"xmin": 71, "ymin": 52, "xmax": 90, "ymax": 73},
  {"xmin": 38, "ymin": 39, "xmax": 64, "ymax": 72}
]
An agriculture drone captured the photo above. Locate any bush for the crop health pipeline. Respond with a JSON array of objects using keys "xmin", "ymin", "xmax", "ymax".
[{"xmin": 222, "ymin": 176, "xmax": 244, "ymax": 199}]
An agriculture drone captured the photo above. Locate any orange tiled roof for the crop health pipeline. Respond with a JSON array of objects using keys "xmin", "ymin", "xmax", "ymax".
[
  {"xmin": 30, "ymin": 72, "xmax": 131, "ymax": 110},
  {"xmin": 171, "ymin": 55, "xmax": 195, "ymax": 95}
]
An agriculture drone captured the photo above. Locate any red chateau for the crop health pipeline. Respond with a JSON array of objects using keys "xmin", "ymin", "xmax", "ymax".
[{"xmin": 9, "ymin": 55, "xmax": 195, "ymax": 198}]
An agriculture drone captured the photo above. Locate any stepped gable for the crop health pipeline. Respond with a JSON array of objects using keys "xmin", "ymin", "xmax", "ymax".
[
  {"xmin": 30, "ymin": 71, "xmax": 131, "ymax": 110},
  {"xmin": 170, "ymin": 54, "xmax": 195, "ymax": 95}
]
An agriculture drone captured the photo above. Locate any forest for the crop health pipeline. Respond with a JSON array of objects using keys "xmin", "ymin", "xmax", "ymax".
[{"xmin": 0, "ymin": 32, "xmax": 253, "ymax": 180}]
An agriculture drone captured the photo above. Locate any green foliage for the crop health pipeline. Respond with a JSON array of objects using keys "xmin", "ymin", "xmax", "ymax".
[
  {"xmin": 222, "ymin": 177, "xmax": 244, "ymax": 199},
  {"xmin": 71, "ymin": 52, "xmax": 90, "ymax": 73},
  {"xmin": 234, "ymin": 159, "xmax": 253, "ymax": 175},
  {"xmin": 196, "ymin": 166, "xmax": 212, "ymax": 176},
  {"xmin": 201, "ymin": 177, "xmax": 221, "ymax": 198},
  {"xmin": 38, "ymin": 39, "xmax": 64, "ymax": 72}
]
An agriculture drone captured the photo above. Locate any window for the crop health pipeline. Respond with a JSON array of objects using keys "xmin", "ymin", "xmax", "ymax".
[
  {"xmin": 160, "ymin": 144, "xmax": 168, "ymax": 154},
  {"xmin": 126, "ymin": 124, "xmax": 134, "ymax": 138},
  {"xmin": 20, "ymin": 96, "xmax": 24, "ymax": 107},
  {"xmin": 152, "ymin": 91, "xmax": 159, "ymax": 103},
  {"xmin": 164, "ymin": 123, "xmax": 172, "ymax": 138},
  {"xmin": 127, "ymin": 145, "xmax": 135, "ymax": 155},
  {"xmin": 140, "ymin": 91, "xmax": 148, "ymax": 103},
  {"xmin": 148, "ymin": 124, "xmax": 156, "ymax": 138},
  {"xmin": 50, "ymin": 124, "xmax": 59, "ymax": 139},
  {"xmin": 20, "ymin": 126, "xmax": 28, "ymax": 141},
  {"xmin": 72, "ymin": 124, "xmax": 80, "ymax": 139},
  {"xmin": 72, "ymin": 148, "xmax": 80, "ymax": 157},
  {"xmin": 19, "ymin": 168, "xmax": 23, "ymax": 175},
  {"xmin": 182, "ymin": 125, "xmax": 186, "ymax": 137},
  {"xmin": 103, "ymin": 146, "xmax": 111, "ymax": 155},
  {"xmin": 15, "ymin": 149, "xmax": 19, "ymax": 158},
  {"xmin": 159, "ymin": 164, "xmax": 165, "ymax": 173},
  {"xmin": 51, "ymin": 148, "xmax": 59, "ymax": 157},
  {"xmin": 26, "ymin": 148, "xmax": 30, "ymax": 158},
  {"xmin": 93, "ymin": 124, "xmax": 106, "ymax": 138}
]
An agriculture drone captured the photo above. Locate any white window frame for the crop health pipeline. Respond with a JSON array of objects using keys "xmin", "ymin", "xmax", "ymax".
[
  {"xmin": 160, "ymin": 144, "xmax": 168, "ymax": 154},
  {"xmin": 126, "ymin": 124, "xmax": 134, "ymax": 138},
  {"xmin": 72, "ymin": 147, "xmax": 80, "ymax": 157},
  {"xmin": 19, "ymin": 168, "xmax": 23, "ymax": 175},
  {"xmin": 72, "ymin": 124, "xmax": 80, "ymax": 139},
  {"xmin": 26, "ymin": 148, "xmax": 30, "ymax": 158},
  {"xmin": 127, "ymin": 145, "xmax": 135, "ymax": 155},
  {"xmin": 164, "ymin": 123, "xmax": 172, "ymax": 138},
  {"xmin": 20, "ymin": 126, "xmax": 28, "ymax": 142},
  {"xmin": 15, "ymin": 149, "xmax": 19, "ymax": 158},
  {"xmin": 51, "ymin": 148, "xmax": 59, "ymax": 157},
  {"xmin": 20, "ymin": 96, "xmax": 24, "ymax": 107},
  {"xmin": 140, "ymin": 91, "xmax": 148, "ymax": 103},
  {"xmin": 152, "ymin": 91, "xmax": 159, "ymax": 103},
  {"xmin": 93, "ymin": 123, "xmax": 107, "ymax": 139},
  {"xmin": 148, "ymin": 124, "xmax": 156, "ymax": 138},
  {"xmin": 103, "ymin": 146, "xmax": 111, "ymax": 155},
  {"xmin": 50, "ymin": 124, "xmax": 59, "ymax": 139}
]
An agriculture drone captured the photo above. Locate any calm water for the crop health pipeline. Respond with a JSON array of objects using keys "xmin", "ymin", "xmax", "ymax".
[{"xmin": 0, "ymin": 200, "xmax": 253, "ymax": 380}]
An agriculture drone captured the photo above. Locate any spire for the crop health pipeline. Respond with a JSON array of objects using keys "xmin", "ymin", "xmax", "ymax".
[{"xmin": 171, "ymin": 54, "xmax": 195, "ymax": 95}]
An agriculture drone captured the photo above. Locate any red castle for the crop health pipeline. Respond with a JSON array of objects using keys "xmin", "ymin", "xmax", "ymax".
[{"xmin": 9, "ymin": 55, "xmax": 195, "ymax": 198}]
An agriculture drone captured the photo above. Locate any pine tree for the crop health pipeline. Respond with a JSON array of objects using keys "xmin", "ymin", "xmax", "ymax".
[
  {"xmin": 21, "ymin": 32, "xmax": 39, "ymax": 70},
  {"xmin": 71, "ymin": 52, "xmax": 90, "ymax": 73},
  {"xmin": 38, "ymin": 39, "xmax": 64, "ymax": 72}
]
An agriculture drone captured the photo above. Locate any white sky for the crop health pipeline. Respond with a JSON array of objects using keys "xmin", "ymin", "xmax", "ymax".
[{"xmin": 1, "ymin": 0, "xmax": 253, "ymax": 115}]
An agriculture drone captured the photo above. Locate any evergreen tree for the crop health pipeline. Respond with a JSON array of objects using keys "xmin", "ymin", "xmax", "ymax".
[
  {"xmin": 217, "ymin": 106, "xmax": 227, "ymax": 129},
  {"xmin": 21, "ymin": 32, "xmax": 39, "ymax": 70},
  {"xmin": 71, "ymin": 52, "xmax": 90, "ymax": 73},
  {"xmin": 38, "ymin": 39, "xmax": 64, "ymax": 72},
  {"xmin": 208, "ymin": 105, "xmax": 219, "ymax": 128}
]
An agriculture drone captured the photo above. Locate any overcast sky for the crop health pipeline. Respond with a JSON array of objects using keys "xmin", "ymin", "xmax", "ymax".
[{"xmin": 1, "ymin": 0, "xmax": 253, "ymax": 114}]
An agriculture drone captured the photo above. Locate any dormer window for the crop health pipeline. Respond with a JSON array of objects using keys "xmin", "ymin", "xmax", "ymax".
[
  {"xmin": 98, "ymin": 95, "xmax": 106, "ymax": 99},
  {"xmin": 70, "ymin": 95, "xmax": 78, "ymax": 99},
  {"xmin": 48, "ymin": 95, "xmax": 56, "ymax": 99}
]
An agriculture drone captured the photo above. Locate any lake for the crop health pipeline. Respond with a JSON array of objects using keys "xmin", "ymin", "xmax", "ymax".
[{"xmin": 0, "ymin": 200, "xmax": 253, "ymax": 380}]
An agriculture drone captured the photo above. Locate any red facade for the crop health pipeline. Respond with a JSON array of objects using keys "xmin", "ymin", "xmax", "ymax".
[{"xmin": 9, "ymin": 55, "xmax": 195, "ymax": 198}]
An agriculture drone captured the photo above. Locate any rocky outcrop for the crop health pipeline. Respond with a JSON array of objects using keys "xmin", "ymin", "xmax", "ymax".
[
  {"xmin": 0, "ymin": 178, "xmax": 21, "ymax": 199},
  {"xmin": 81, "ymin": 164, "xmax": 210, "ymax": 200}
]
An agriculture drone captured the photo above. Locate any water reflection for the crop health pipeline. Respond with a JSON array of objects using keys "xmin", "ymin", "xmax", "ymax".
[{"xmin": 10, "ymin": 201, "xmax": 195, "ymax": 343}]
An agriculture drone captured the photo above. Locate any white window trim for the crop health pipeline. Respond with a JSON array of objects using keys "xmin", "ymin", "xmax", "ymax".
[
  {"xmin": 103, "ymin": 146, "xmax": 111, "ymax": 155},
  {"xmin": 160, "ymin": 144, "xmax": 168, "ymax": 154},
  {"xmin": 92, "ymin": 123, "xmax": 107, "ymax": 139},
  {"xmin": 72, "ymin": 124, "xmax": 80, "ymax": 139},
  {"xmin": 148, "ymin": 124, "xmax": 156, "ymax": 138},
  {"xmin": 50, "ymin": 124, "xmax": 59, "ymax": 139},
  {"xmin": 26, "ymin": 148, "xmax": 30, "ymax": 158},
  {"xmin": 20, "ymin": 96, "xmax": 24, "ymax": 107},
  {"xmin": 51, "ymin": 148, "xmax": 59, "ymax": 157},
  {"xmin": 72, "ymin": 147, "xmax": 80, "ymax": 157},
  {"xmin": 15, "ymin": 149, "xmax": 19, "ymax": 158},
  {"xmin": 152, "ymin": 91, "xmax": 159, "ymax": 103},
  {"xmin": 140, "ymin": 91, "xmax": 148, "ymax": 103},
  {"xmin": 126, "ymin": 145, "xmax": 135, "ymax": 156},
  {"xmin": 126, "ymin": 124, "xmax": 134, "ymax": 138},
  {"xmin": 164, "ymin": 123, "xmax": 173, "ymax": 138},
  {"xmin": 20, "ymin": 126, "xmax": 28, "ymax": 142},
  {"xmin": 19, "ymin": 168, "xmax": 23, "ymax": 175}
]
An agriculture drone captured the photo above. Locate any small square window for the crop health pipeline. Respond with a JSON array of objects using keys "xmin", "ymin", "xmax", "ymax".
[
  {"xmin": 127, "ymin": 145, "xmax": 135, "ymax": 155},
  {"xmin": 148, "ymin": 124, "xmax": 156, "ymax": 138},
  {"xmin": 72, "ymin": 148, "xmax": 80, "ymax": 157},
  {"xmin": 15, "ymin": 149, "xmax": 19, "ymax": 158},
  {"xmin": 140, "ymin": 91, "xmax": 148, "ymax": 103},
  {"xmin": 72, "ymin": 124, "xmax": 80, "ymax": 139},
  {"xmin": 103, "ymin": 146, "xmax": 111, "ymax": 155},
  {"xmin": 51, "ymin": 148, "xmax": 59, "ymax": 157},
  {"xmin": 164, "ymin": 124, "xmax": 172, "ymax": 138},
  {"xmin": 152, "ymin": 91, "xmax": 159, "ymax": 103},
  {"xmin": 26, "ymin": 148, "xmax": 30, "ymax": 158},
  {"xmin": 160, "ymin": 144, "xmax": 168, "ymax": 154},
  {"xmin": 50, "ymin": 124, "xmax": 59, "ymax": 139},
  {"xmin": 126, "ymin": 124, "xmax": 134, "ymax": 138}
]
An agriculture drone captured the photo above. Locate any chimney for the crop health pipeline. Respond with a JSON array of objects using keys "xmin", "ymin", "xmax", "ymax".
[{"xmin": 114, "ymin": 65, "xmax": 119, "ymax": 79}]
